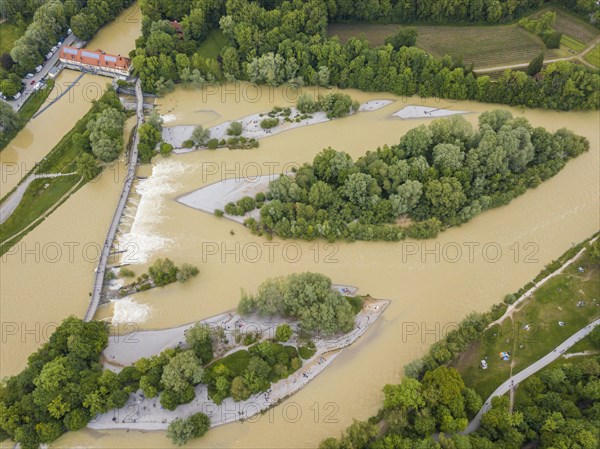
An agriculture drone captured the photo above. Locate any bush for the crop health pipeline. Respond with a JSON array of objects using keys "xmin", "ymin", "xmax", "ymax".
[
  {"xmin": 275, "ymin": 324, "xmax": 293, "ymax": 342},
  {"xmin": 542, "ymin": 31, "xmax": 562, "ymax": 49},
  {"xmin": 214, "ymin": 209, "xmax": 224, "ymax": 217},
  {"xmin": 166, "ymin": 412, "xmax": 210, "ymax": 446},
  {"xmin": 298, "ymin": 341, "xmax": 316, "ymax": 359},
  {"xmin": 176, "ymin": 263, "xmax": 199, "ymax": 283},
  {"xmin": 183, "ymin": 139, "xmax": 194, "ymax": 148},
  {"xmin": 227, "ymin": 121, "xmax": 243, "ymax": 136},
  {"xmin": 297, "ymin": 92, "xmax": 319, "ymax": 114},
  {"xmin": 260, "ymin": 117, "xmax": 279, "ymax": 129},
  {"xmin": 503, "ymin": 294, "xmax": 517, "ymax": 305},
  {"xmin": 207, "ymin": 138, "xmax": 219, "ymax": 149},
  {"xmin": 119, "ymin": 267, "xmax": 135, "ymax": 278},
  {"xmin": 149, "ymin": 258, "xmax": 179, "ymax": 286},
  {"xmin": 160, "ymin": 143, "xmax": 173, "ymax": 156},
  {"xmin": 384, "ymin": 27, "xmax": 417, "ymax": 49}
]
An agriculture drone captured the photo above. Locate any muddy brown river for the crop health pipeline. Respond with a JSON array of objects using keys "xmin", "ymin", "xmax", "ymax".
[{"xmin": 0, "ymin": 5, "xmax": 599, "ymax": 448}]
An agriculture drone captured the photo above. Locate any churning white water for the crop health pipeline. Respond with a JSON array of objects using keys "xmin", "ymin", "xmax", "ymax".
[
  {"xmin": 111, "ymin": 297, "xmax": 151, "ymax": 324},
  {"xmin": 118, "ymin": 159, "xmax": 187, "ymax": 264}
]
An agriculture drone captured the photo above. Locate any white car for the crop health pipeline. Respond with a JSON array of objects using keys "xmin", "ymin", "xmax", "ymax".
[
  {"xmin": 57, "ymin": 41, "xmax": 63, "ymax": 47},
  {"xmin": 46, "ymin": 52, "xmax": 53, "ymax": 59},
  {"xmin": 13, "ymin": 92, "xmax": 22, "ymax": 100},
  {"xmin": 34, "ymin": 82, "xmax": 43, "ymax": 91},
  {"xmin": 25, "ymin": 73, "xmax": 35, "ymax": 79},
  {"xmin": 67, "ymin": 28, "xmax": 72, "ymax": 35},
  {"xmin": 51, "ymin": 46, "xmax": 58, "ymax": 53},
  {"xmin": 35, "ymin": 65, "xmax": 43, "ymax": 73}
]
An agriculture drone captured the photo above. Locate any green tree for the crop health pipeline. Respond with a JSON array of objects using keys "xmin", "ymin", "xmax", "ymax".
[
  {"xmin": 191, "ymin": 125, "xmax": 210, "ymax": 146},
  {"xmin": 166, "ymin": 412, "xmax": 210, "ymax": 446},
  {"xmin": 161, "ymin": 350, "xmax": 204, "ymax": 394},
  {"xmin": 184, "ymin": 323, "xmax": 213, "ymax": 363},
  {"xmin": 527, "ymin": 52, "xmax": 544, "ymax": 76},
  {"xmin": 275, "ymin": 324, "xmax": 293, "ymax": 342},
  {"xmin": 76, "ymin": 153, "xmax": 101, "ymax": 181},
  {"xmin": 227, "ymin": 121, "xmax": 243, "ymax": 136},
  {"xmin": 384, "ymin": 27, "xmax": 417, "ymax": 49},
  {"xmin": 176, "ymin": 263, "xmax": 199, "ymax": 283},
  {"xmin": 149, "ymin": 258, "xmax": 179, "ymax": 286}
]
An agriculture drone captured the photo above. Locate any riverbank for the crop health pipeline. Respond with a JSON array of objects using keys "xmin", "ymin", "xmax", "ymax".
[
  {"xmin": 162, "ymin": 100, "xmax": 394, "ymax": 152},
  {"xmin": 89, "ymin": 297, "xmax": 388, "ymax": 430}
]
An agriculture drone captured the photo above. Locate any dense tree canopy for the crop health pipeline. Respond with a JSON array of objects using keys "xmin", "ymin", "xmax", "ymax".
[
  {"xmin": 240, "ymin": 111, "xmax": 588, "ymax": 242},
  {"xmin": 238, "ymin": 272, "xmax": 356, "ymax": 335}
]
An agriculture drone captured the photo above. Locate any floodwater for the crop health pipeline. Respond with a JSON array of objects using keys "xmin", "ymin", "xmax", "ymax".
[
  {"xmin": 1, "ymin": 6, "xmax": 600, "ymax": 448},
  {"xmin": 84, "ymin": 2, "xmax": 142, "ymax": 56},
  {"xmin": 0, "ymin": 71, "xmax": 108, "ymax": 194}
]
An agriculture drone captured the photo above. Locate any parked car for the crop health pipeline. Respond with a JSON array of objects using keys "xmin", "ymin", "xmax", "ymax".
[
  {"xmin": 34, "ymin": 82, "xmax": 43, "ymax": 91},
  {"xmin": 35, "ymin": 65, "xmax": 43, "ymax": 73},
  {"xmin": 67, "ymin": 28, "xmax": 72, "ymax": 35},
  {"xmin": 30, "ymin": 80, "xmax": 36, "ymax": 86},
  {"xmin": 25, "ymin": 73, "xmax": 35, "ymax": 79},
  {"xmin": 0, "ymin": 95, "xmax": 7, "ymax": 101},
  {"xmin": 13, "ymin": 92, "xmax": 22, "ymax": 100},
  {"xmin": 46, "ymin": 52, "xmax": 53, "ymax": 60},
  {"xmin": 51, "ymin": 46, "xmax": 58, "ymax": 53},
  {"xmin": 57, "ymin": 40, "xmax": 63, "ymax": 47}
]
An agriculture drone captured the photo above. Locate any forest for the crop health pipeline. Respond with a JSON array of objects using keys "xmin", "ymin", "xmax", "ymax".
[
  {"xmin": 232, "ymin": 110, "xmax": 589, "ymax": 242},
  {"xmin": 129, "ymin": 0, "xmax": 599, "ymax": 110}
]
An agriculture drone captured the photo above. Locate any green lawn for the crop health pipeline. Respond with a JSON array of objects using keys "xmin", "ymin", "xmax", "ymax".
[
  {"xmin": 561, "ymin": 34, "xmax": 586, "ymax": 53},
  {"xmin": 0, "ymin": 21, "xmax": 23, "ymax": 56},
  {"xmin": 584, "ymin": 43, "xmax": 600, "ymax": 68},
  {"xmin": 454, "ymin": 246, "xmax": 600, "ymax": 399},
  {"xmin": 197, "ymin": 29, "xmax": 227, "ymax": 59},
  {"xmin": 328, "ymin": 23, "xmax": 564, "ymax": 69}
]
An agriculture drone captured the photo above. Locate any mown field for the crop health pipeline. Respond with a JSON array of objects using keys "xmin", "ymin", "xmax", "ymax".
[
  {"xmin": 328, "ymin": 7, "xmax": 597, "ymax": 70},
  {"xmin": 0, "ymin": 21, "xmax": 23, "ymax": 56},
  {"xmin": 328, "ymin": 23, "xmax": 564, "ymax": 69},
  {"xmin": 584, "ymin": 43, "xmax": 600, "ymax": 68},
  {"xmin": 452, "ymin": 246, "xmax": 600, "ymax": 399}
]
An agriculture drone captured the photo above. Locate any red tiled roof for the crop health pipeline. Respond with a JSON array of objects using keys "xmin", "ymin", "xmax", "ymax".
[
  {"xmin": 59, "ymin": 46, "xmax": 131, "ymax": 72},
  {"xmin": 170, "ymin": 21, "xmax": 183, "ymax": 34}
]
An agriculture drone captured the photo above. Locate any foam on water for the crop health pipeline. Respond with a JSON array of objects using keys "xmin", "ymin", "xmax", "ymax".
[
  {"xmin": 118, "ymin": 159, "xmax": 186, "ymax": 264},
  {"xmin": 111, "ymin": 297, "xmax": 151, "ymax": 324},
  {"xmin": 161, "ymin": 113, "xmax": 177, "ymax": 123}
]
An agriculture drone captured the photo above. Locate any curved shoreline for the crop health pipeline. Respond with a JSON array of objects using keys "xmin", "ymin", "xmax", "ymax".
[{"xmin": 89, "ymin": 296, "xmax": 389, "ymax": 431}]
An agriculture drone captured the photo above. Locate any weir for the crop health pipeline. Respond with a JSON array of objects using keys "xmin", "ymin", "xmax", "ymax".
[{"xmin": 84, "ymin": 78, "xmax": 144, "ymax": 322}]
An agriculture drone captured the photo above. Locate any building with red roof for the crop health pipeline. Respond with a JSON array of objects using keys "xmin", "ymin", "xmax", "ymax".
[{"xmin": 59, "ymin": 46, "xmax": 132, "ymax": 79}]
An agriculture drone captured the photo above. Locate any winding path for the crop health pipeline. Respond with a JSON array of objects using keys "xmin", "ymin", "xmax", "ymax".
[
  {"xmin": 462, "ymin": 319, "xmax": 600, "ymax": 434},
  {"xmin": 84, "ymin": 78, "xmax": 143, "ymax": 322},
  {"xmin": 0, "ymin": 172, "xmax": 76, "ymax": 224},
  {"xmin": 474, "ymin": 36, "xmax": 600, "ymax": 73},
  {"xmin": 486, "ymin": 236, "xmax": 598, "ymax": 330}
]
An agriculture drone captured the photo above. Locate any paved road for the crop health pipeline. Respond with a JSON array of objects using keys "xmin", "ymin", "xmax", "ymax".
[
  {"xmin": 84, "ymin": 78, "xmax": 143, "ymax": 322},
  {"xmin": 462, "ymin": 318, "xmax": 600, "ymax": 434},
  {"xmin": 2, "ymin": 34, "xmax": 82, "ymax": 112},
  {"xmin": 474, "ymin": 36, "xmax": 600, "ymax": 73},
  {"xmin": 0, "ymin": 172, "xmax": 76, "ymax": 224}
]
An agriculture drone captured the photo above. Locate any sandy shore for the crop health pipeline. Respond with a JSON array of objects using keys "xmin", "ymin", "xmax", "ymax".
[
  {"xmin": 177, "ymin": 175, "xmax": 280, "ymax": 224},
  {"xmin": 163, "ymin": 100, "xmax": 393, "ymax": 152},
  {"xmin": 89, "ymin": 296, "xmax": 388, "ymax": 431},
  {"xmin": 393, "ymin": 105, "xmax": 469, "ymax": 119}
]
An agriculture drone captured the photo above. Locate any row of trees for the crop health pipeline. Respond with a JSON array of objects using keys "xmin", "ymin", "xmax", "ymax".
[
  {"xmin": 243, "ymin": 110, "xmax": 588, "ymax": 242},
  {"xmin": 129, "ymin": 0, "xmax": 599, "ymax": 111},
  {"xmin": 519, "ymin": 11, "xmax": 562, "ymax": 49},
  {"xmin": 238, "ymin": 272, "xmax": 356, "ymax": 335}
]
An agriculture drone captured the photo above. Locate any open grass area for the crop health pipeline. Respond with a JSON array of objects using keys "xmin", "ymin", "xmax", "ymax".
[
  {"xmin": 454, "ymin": 246, "xmax": 600, "ymax": 399},
  {"xmin": 584, "ymin": 43, "xmax": 600, "ymax": 68},
  {"xmin": 0, "ymin": 176, "xmax": 80, "ymax": 243},
  {"xmin": 535, "ymin": 6, "xmax": 599, "ymax": 44},
  {"xmin": 197, "ymin": 29, "xmax": 227, "ymax": 59},
  {"xmin": 561, "ymin": 34, "xmax": 586, "ymax": 53},
  {"xmin": 0, "ymin": 21, "xmax": 23, "ymax": 57},
  {"xmin": 328, "ymin": 23, "xmax": 564, "ymax": 69}
]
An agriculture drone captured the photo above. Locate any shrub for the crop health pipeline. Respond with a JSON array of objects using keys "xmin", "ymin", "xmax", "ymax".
[
  {"xmin": 260, "ymin": 117, "xmax": 279, "ymax": 129},
  {"xmin": 207, "ymin": 138, "xmax": 219, "ymax": 149},
  {"xmin": 275, "ymin": 324, "xmax": 293, "ymax": 342},
  {"xmin": 160, "ymin": 142, "xmax": 173, "ymax": 156},
  {"xmin": 214, "ymin": 209, "xmax": 224, "ymax": 217},
  {"xmin": 298, "ymin": 342, "xmax": 316, "ymax": 359},
  {"xmin": 176, "ymin": 263, "xmax": 199, "ymax": 283},
  {"xmin": 182, "ymin": 139, "xmax": 194, "ymax": 148},
  {"xmin": 227, "ymin": 121, "xmax": 243, "ymax": 136},
  {"xmin": 119, "ymin": 268, "xmax": 135, "ymax": 278}
]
